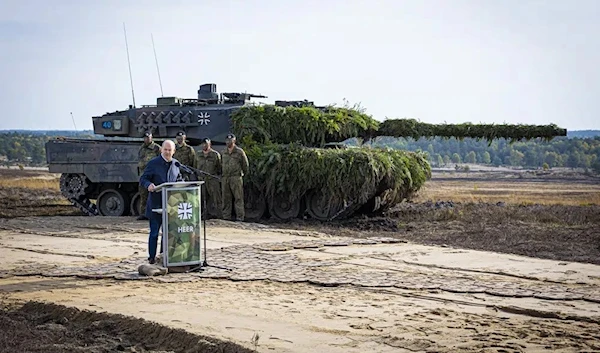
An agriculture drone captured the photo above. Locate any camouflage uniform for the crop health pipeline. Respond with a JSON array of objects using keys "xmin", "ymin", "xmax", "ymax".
[
  {"xmin": 221, "ymin": 145, "xmax": 249, "ymax": 221},
  {"xmin": 196, "ymin": 148, "xmax": 223, "ymax": 218},
  {"xmin": 138, "ymin": 141, "xmax": 160, "ymax": 215},
  {"xmin": 173, "ymin": 140, "xmax": 197, "ymax": 181}
]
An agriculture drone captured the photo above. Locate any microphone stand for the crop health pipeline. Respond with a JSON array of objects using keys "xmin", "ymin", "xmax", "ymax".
[{"xmin": 176, "ymin": 162, "xmax": 232, "ymax": 273}]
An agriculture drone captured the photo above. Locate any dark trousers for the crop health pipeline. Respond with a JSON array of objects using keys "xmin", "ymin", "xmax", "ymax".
[{"xmin": 148, "ymin": 212, "xmax": 163, "ymax": 260}]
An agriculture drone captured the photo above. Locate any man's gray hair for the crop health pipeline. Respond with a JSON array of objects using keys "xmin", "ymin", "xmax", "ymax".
[{"xmin": 162, "ymin": 140, "xmax": 175, "ymax": 149}]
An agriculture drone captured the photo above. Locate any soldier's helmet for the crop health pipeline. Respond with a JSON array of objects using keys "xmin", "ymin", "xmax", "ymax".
[
  {"xmin": 200, "ymin": 137, "xmax": 211, "ymax": 144},
  {"xmin": 144, "ymin": 131, "xmax": 152, "ymax": 137},
  {"xmin": 226, "ymin": 133, "xmax": 235, "ymax": 140},
  {"xmin": 176, "ymin": 131, "xmax": 186, "ymax": 137}
]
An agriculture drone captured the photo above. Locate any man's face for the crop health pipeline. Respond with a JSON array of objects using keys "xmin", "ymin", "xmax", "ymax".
[
  {"xmin": 144, "ymin": 136, "xmax": 151, "ymax": 144},
  {"xmin": 162, "ymin": 142, "xmax": 175, "ymax": 161},
  {"xmin": 201, "ymin": 142, "xmax": 210, "ymax": 151},
  {"xmin": 226, "ymin": 138, "xmax": 235, "ymax": 148}
]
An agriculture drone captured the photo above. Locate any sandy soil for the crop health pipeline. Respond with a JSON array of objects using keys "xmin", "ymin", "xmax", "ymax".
[
  {"xmin": 1, "ymin": 168, "xmax": 599, "ymax": 352},
  {"xmin": 1, "ymin": 215, "xmax": 600, "ymax": 352},
  {"xmin": 0, "ymin": 301, "xmax": 255, "ymax": 353}
]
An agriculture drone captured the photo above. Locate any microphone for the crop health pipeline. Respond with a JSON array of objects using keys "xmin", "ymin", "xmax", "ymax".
[
  {"xmin": 174, "ymin": 161, "xmax": 221, "ymax": 180},
  {"xmin": 174, "ymin": 161, "xmax": 194, "ymax": 174}
]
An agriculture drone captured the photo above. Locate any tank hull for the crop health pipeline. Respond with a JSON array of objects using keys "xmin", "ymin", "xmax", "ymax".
[
  {"xmin": 46, "ymin": 139, "xmax": 429, "ymax": 221},
  {"xmin": 46, "ymin": 138, "xmax": 141, "ymax": 216}
]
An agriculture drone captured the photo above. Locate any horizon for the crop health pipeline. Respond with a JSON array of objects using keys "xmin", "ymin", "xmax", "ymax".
[
  {"xmin": 1, "ymin": 0, "xmax": 599, "ymax": 131},
  {"xmin": 2, "ymin": 127, "xmax": 600, "ymax": 134}
]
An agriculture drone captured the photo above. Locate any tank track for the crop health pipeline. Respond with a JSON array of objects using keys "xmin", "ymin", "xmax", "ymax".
[{"xmin": 59, "ymin": 174, "xmax": 99, "ymax": 216}]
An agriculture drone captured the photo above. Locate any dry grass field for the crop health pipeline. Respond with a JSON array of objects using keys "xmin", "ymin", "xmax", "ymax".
[
  {"xmin": 0, "ymin": 168, "xmax": 77, "ymax": 218},
  {"xmin": 414, "ymin": 170, "xmax": 600, "ymax": 206}
]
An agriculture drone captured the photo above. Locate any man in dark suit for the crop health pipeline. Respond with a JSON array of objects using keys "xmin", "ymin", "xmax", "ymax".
[{"xmin": 139, "ymin": 140, "xmax": 183, "ymax": 264}]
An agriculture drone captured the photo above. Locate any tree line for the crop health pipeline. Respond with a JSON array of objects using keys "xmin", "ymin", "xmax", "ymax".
[
  {"xmin": 0, "ymin": 132, "xmax": 95, "ymax": 164},
  {"xmin": 1, "ymin": 131, "xmax": 600, "ymax": 173},
  {"xmin": 368, "ymin": 135, "xmax": 600, "ymax": 172}
]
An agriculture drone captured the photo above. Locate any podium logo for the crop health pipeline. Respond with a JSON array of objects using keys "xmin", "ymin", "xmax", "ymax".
[{"xmin": 177, "ymin": 202, "xmax": 193, "ymax": 220}]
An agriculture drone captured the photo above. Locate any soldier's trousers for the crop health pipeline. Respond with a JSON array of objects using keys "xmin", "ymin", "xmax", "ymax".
[
  {"xmin": 138, "ymin": 184, "xmax": 149, "ymax": 215},
  {"xmin": 204, "ymin": 179, "xmax": 222, "ymax": 218},
  {"xmin": 222, "ymin": 176, "xmax": 244, "ymax": 221}
]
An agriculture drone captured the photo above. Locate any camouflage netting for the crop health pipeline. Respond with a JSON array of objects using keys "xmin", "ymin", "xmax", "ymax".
[
  {"xmin": 232, "ymin": 105, "xmax": 379, "ymax": 147},
  {"xmin": 242, "ymin": 143, "xmax": 431, "ymax": 206},
  {"xmin": 231, "ymin": 105, "xmax": 567, "ymax": 147},
  {"xmin": 376, "ymin": 119, "xmax": 568, "ymax": 143}
]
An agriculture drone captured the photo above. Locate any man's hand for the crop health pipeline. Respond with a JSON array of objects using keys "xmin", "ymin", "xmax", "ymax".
[{"xmin": 148, "ymin": 183, "xmax": 156, "ymax": 192}]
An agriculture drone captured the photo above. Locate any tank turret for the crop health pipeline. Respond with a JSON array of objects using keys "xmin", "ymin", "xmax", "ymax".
[
  {"xmin": 46, "ymin": 83, "xmax": 567, "ymax": 220},
  {"xmin": 90, "ymin": 83, "xmax": 266, "ymax": 145}
]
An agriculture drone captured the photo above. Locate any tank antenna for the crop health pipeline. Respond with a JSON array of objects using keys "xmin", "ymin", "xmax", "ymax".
[
  {"xmin": 70, "ymin": 112, "xmax": 78, "ymax": 130},
  {"xmin": 151, "ymin": 33, "xmax": 164, "ymax": 97},
  {"xmin": 123, "ymin": 22, "xmax": 136, "ymax": 107}
]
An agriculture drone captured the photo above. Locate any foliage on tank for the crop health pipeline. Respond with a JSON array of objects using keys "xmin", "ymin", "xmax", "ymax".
[
  {"xmin": 231, "ymin": 105, "xmax": 379, "ymax": 147},
  {"xmin": 376, "ymin": 119, "xmax": 568, "ymax": 143},
  {"xmin": 231, "ymin": 104, "xmax": 568, "ymax": 147},
  {"xmin": 241, "ymin": 143, "xmax": 431, "ymax": 209}
]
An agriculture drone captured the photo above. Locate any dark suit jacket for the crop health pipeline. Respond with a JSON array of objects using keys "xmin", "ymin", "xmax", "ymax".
[{"xmin": 139, "ymin": 155, "xmax": 182, "ymax": 218}]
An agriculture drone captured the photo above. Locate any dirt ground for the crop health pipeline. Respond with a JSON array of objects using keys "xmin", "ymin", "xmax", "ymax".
[
  {"xmin": 1, "ymin": 167, "xmax": 599, "ymax": 352},
  {"xmin": 0, "ymin": 301, "xmax": 255, "ymax": 353}
]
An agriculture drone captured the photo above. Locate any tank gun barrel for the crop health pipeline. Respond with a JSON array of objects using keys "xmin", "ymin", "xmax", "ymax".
[
  {"xmin": 231, "ymin": 105, "xmax": 567, "ymax": 147},
  {"xmin": 374, "ymin": 119, "xmax": 567, "ymax": 143}
]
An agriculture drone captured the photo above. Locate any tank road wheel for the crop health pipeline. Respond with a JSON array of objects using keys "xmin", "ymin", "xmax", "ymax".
[
  {"xmin": 59, "ymin": 173, "xmax": 88, "ymax": 198},
  {"xmin": 130, "ymin": 192, "xmax": 141, "ymax": 216},
  {"xmin": 305, "ymin": 190, "xmax": 349, "ymax": 221},
  {"xmin": 97, "ymin": 189, "xmax": 130, "ymax": 217},
  {"xmin": 243, "ymin": 185, "xmax": 266, "ymax": 221},
  {"xmin": 268, "ymin": 193, "xmax": 301, "ymax": 221}
]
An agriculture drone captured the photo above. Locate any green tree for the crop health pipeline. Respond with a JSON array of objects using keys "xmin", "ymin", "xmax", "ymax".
[
  {"xmin": 566, "ymin": 153, "xmax": 579, "ymax": 169},
  {"xmin": 482, "ymin": 151, "xmax": 491, "ymax": 164},
  {"xmin": 465, "ymin": 151, "xmax": 476, "ymax": 164},
  {"xmin": 524, "ymin": 150, "xmax": 538, "ymax": 166},
  {"xmin": 508, "ymin": 150, "xmax": 524, "ymax": 166},
  {"xmin": 451, "ymin": 153, "xmax": 461, "ymax": 164},
  {"xmin": 436, "ymin": 154, "xmax": 444, "ymax": 167},
  {"xmin": 443, "ymin": 155, "xmax": 451, "ymax": 165},
  {"xmin": 544, "ymin": 152, "xmax": 560, "ymax": 167},
  {"xmin": 427, "ymin": 144, "xmax": 434, "ymax": 155},
  {"xmin": 592, "ymin": 160, "xmax": 600, "ymax": 174}
]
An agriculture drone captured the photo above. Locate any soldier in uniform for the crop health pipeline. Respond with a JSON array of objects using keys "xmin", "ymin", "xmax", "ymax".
[
  {"xmin": 137, "ymin": 131, "xmax": 160, "ymax": 220},
  {"xmin": 196, "ymin": 137, "xmax": 222, "ymax": 218},
  {"xmin": 173, "ymin": 131, "xmax": 197, "ymax": 170},
  {"xmin": 221, "ymin": 133, "xmax": 249, "ymax": 221}
]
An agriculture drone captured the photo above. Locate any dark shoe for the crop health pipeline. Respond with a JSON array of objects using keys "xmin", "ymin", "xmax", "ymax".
[
  {"xmin": 148, "ymin": 258, "xmax": 156, "ymax": 264},
  {"xmin": 137, "ymin": 215, "xmax": 148, "ymax": 220}
]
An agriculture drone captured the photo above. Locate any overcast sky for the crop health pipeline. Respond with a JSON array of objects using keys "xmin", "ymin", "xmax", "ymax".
[{"xmin": 1, "ymin": 0, "xmax": 598, "ymax": 131}]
